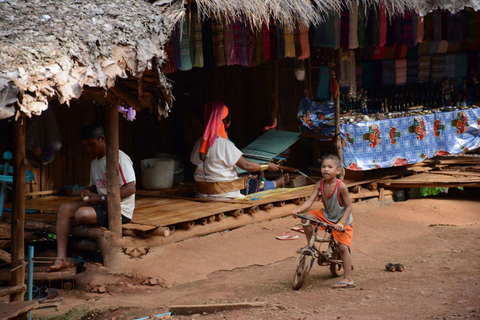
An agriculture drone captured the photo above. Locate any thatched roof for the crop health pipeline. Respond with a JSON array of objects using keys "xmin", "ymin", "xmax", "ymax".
[{"xmin": 0, "ymin": 0, "xmax": 175, "ymax": 119}]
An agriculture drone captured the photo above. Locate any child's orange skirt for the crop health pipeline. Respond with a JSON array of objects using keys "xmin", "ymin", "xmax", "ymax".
[{"xmin": 309, "ymin": 209, "xmax": 353, "ymax": 246}]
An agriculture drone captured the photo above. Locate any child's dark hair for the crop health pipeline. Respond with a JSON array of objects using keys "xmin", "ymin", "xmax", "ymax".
[
  {"xmin": 320, "ymin": 153, "xmax": 341, "ymax": 167},
  {"xmin": 79, "ymin": 123, "xmax": 104, "ymax": 140}
]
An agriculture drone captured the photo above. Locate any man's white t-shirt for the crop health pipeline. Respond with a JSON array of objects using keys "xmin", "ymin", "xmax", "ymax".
[
  {"xmin": 89, "ymin": 150, "xmax": 136, "ymax": 219},
  {"xmin": 190, "ymin": 137, "xmax": 243, "ymax": 198}
]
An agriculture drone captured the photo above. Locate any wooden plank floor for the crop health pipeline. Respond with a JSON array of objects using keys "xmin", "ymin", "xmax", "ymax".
[{"xmin": 3, "ymin": 186, "xmax": 315, "ymax": 231}]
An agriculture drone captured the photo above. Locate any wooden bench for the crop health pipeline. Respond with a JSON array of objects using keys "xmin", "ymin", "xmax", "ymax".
[{"xmin": 0, "ymin": 285, "xmax": 38, "ymax": 320}]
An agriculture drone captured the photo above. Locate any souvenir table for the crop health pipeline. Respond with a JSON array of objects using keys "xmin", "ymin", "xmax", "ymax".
[{"xmin": 297, "ymin": 98, "xmax": 480, "ymax": 171}]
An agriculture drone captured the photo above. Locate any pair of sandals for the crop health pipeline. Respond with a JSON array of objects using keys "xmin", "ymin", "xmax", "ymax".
[{"xmin": 24, "ymin": 286, "xmax": 58, "ymax": 302}]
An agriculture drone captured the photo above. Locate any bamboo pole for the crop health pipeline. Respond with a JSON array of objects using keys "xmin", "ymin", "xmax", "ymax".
[
  {"xmin": 10, "ymin": 112, "xmax": 26, "ymax": 302},
  {"xmin": 106, "ymin": 102, "xmax": 122, "ymax": 236},
  {"xmin": 332, "ymin": 62, "xmax": 345, "ymax": 180}
]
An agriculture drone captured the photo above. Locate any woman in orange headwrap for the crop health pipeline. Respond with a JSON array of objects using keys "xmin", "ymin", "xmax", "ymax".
[{"xmin": 190, "ymin": 101, "xmax": 281, "ymax": 199}]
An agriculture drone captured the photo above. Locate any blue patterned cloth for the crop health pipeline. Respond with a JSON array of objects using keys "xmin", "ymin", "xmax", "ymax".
[
  {"xmin": 297, "ymin": 97, "xmax": 335, "ymax": 138},
  {"xmin": 341, "ymin": 108, "xmax": 480, "ymax": 170}
]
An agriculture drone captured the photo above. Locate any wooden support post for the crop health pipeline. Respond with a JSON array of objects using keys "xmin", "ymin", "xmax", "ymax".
[
  {"xmin": 246, "ymin": 206, "xmax": 259, "ymax": 214},
  {"xmin": 274, "ymin": 201, "xmax": 285, "ymax": 207},
  {"xmin": 229, "ymin": 209, "xmax": 244, "ymax": 217},
  {"xmin": 106, "ymin": 102, "xmax": 122, "ymax": 237},
  {"xmin": 379, "ymin": 188, "xmax": 385, "ymax": 202},
  {"xmin": 11, "ymin": 112, "xmax": 26, "ymax": 302},
  {"xmin": 334, "ymin": 93, "xmax": 344, "ymax": 180},
  {"xmin": 215, "ymin": 213, "xmax": 224, "ymax": 221},
  {"xmin": 0, "ymin": 248, "xmax": 11, "ymax": 263},
  {"xmin": 206, "ymin": 215, "xmax": 216, "ymax": 223},
  {"xmin": 259, "ymin": 204, "xmax": 273, "ymax": 211}
]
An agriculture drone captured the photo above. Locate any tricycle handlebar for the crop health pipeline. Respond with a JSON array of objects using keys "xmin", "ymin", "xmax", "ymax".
[{"xmin": 297, "ymin": 214, "xmax": 345, "ymax": 232}]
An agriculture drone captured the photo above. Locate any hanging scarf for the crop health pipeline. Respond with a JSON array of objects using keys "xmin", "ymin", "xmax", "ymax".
[
  {"xmin": 406, "ymin": 59, "xmax": 418, "ymax": 84},
  {"xmin": 382, "ymin": 60, "xmax": 395, "ymax": 86},
  {"xmin": 276, "ymin": 24, "xmax": 285, "ymax": 59},
  {"xmin": 224, "ymin": 22, "xmax": 236, "ymax": 66},
  {"xmin": 316, "ymin": 65, "xmax": 330, "ymax": 100},
  {"xmin": 418, "ymin": 55, "xmax": 431, "ymax": 83},
  {"xmin": 334, "ymin": 13, "xmax": 341, "ymax": 49},
  {"xmin": 254, "ymin": 29, "xmax": 266, "ymax": 65},
  {"xmin": 402, "ymin": 11, "xmax": 414, "ymax": 47},
  {"xmin": 202, "ymin": 19, "xmax": 216, "ymax": 68},
  {"xmin": 455, "ymin": 53, "xmax": 468, "ymax": 87},
  {"xmin": 357, "ymin": 3, "xmax": 366, "ymax": 48},
  {"xmin": 378, "ymin": 2, "xmax": 387, "ymax": 47},
  {"xmin": 467, "ymin": 10, "xmax": 478, "ymax": 43},
  {"xmin": 362, "ymin": 61, "xmax": 373, "ymax": 90},
  {"xmin": 432, "ymin": 11, "xmax": 442, "ymax": 42},
  {"xmin": 349, "ymin": 3, "xmax": 359, "ymax": 49},
  {"xmin": 163, "ymin": 40, "xmax": 176, "ymax": 74},
  {"xmin": 444, "ymin": 54, "xmax": 456, "ymax": 79},
  {"xmin": 299, "ymin": 26, "xmax": 310, "ymax": 59},
  {"xmin": 233, "ymin": 21, "xmax": 247, "ymax": 66},
  {"xmin": 340, "ymin": 9, "xmax": 349, "ymax": 49},
  {"xmin": 179, "ymin": 16, "xmax": 193, "ymax": 71},
  {"xmin": 262, "ymin": 23, "xmax": 270, "ymax": 60},
  {"xmin": 293, "ymin": 27, "xmax": 302, "ymax": 57},
  {"xmin": 212, "ymin": 18, "xmax": 226, "ymax": 67},
  {"xmin": 172, "ymin": 24, "xmax": 182, "ymax": 70},
  {"xmin": 269, "ymin": 19, "xmax": 277, "ymax": 60},
  {"xmin": 284, "ymin": 27, "xmax": 295, "ymax": 58},
  {"xmin": 193, "ymin": 19, "xmax": 204, "ymax": 68},
  {"xmin": 199, "ymin": 102, "xmax": 229, "ymax": 157},
  {"xmin": 431, "ymin": 54, "xmax": 445, "ymax": 82},
  {"xmin": 395, "ymin": 59, "xmax": 407, "ymax": 85},
  {"xmin": 246, "ymin": 21, "xmax": 256, "ymax": 67}
]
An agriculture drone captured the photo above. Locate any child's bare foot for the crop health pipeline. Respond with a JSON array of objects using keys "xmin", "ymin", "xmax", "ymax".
[
  {"xmin": 49, "ymin": 258, "xmax": 74, "ymax": 271},
  {"xmin": 275, "ymin": 174, "xmax": 290, "ymax": 188}
]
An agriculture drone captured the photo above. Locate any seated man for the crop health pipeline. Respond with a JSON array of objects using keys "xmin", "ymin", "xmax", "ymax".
[
  {"xmin": 190, "ymin": 101, "xmax": 287, "ymax": 199},
  {"xmin": 50, "ymin": 123, "xmax": 136, "ymax": 271}
]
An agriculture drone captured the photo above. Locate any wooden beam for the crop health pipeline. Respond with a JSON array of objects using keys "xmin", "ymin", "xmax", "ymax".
[
  {"xmin": 106, "ymin": 102, "xmax": 122, "ymax": 236},
  {"xmin": 0, "ymin": 248, "xmax": 11, "ymax": 263},
  {"xmin": 11, "ymin": 111, "xmax": 26, "ymax": 302},
  {"xmin": 109, "ymin": 84, "xmax": 144, "ymax": 112},
  {"xmin": 0, "ymin": 285, "xmax": 26, "ymax": 297}
]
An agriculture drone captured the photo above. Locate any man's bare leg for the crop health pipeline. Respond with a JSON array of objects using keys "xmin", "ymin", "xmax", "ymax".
[{"xmin": 50, "ymin": 201, "xmax": 82, "ymax": 271}]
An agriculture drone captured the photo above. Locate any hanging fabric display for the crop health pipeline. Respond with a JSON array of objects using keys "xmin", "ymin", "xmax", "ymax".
[
  {"xmin": 418, "ymin": 55, "xmax": 431, "ymax": 82},
  {"xmin": 212, "ymin": 18, "xmax": 226, "ymax": 67},
  {"xmin": 402, "ymin": 11, "xmax": 415, "ymax": 47},
  {"xmin": 202, "ymin": 19, "xmax": 216, "ymax": 68},
  {"xmin": 269, "ymin": 20, "xmax": 277, "ymax": 60},
  {"xmin": 455, "ymin": 53, "xmax": 468, "ymax": 87},
  {"xmin": 246, "ymin": 21, "xmax": 256, "ymax": 67},
  {"xmin": 193, "ymin": 18, "xmax": 204, "ymax": 68},
  {"xmin": 172, "ymin": 24, "xmax": 182, "ymax": 70},
  {"xmin": 356, "ymin": 64, "xmax": 363, "ymax": 88},
  {"xmin": 406, "ymin": 59, "xmax": 418, "ymax": 83},
  {"xmin": 299, "ymin": 26, "xmax": 310, "ymax": 59},
  {"xmin": 262, "ymin": 23, "xmax": 270, "ymax": 60},
  {"xmin": 316, "ymin": 65, "xmax": 331, "ymax": 100},
  {"xmin": 432, "ymin": 11, "xmax": 442, "ymax": 42},
  {"xmin": 276, "ymin": 24, "xmax": 285, "ymax": 59},
  {"xmin": 340, "ymin": 9, "xmax": 349, "ymax": 49},
  {"xmin": 223, "ymin": 21, "xmax": 236, "ymax": 66},
  {"xmin": 339, "ymin": 51, "xmax": 356, "ymax": 97},
  {"xmin": 293, "ymin": 27, "xmax": 302, "ymax": 57},
  {"xmin": 362, "ymin": 61, "xmax": 373, "ymax": 90},
  {"xmin": 348, "ymin": 3, "xmax": 359, "ymax": 49},
  {"xmin": 179, "ymin": 16, "xmax": 193, "ymax": 71},
  {"xmin": 233, "ymin": 21, "xmax": 247, "ymax": 66},
  {"xmin": 395, "ymin": 59, "xmax": 407, "ymax": 85},
  {"xmin": 382, "ymin": 60, "xmax": 395, "ymax": 86},
  {"xmin": 372, "ymin": 60, "xmax": 383, "ymax": 87},
  {"xmin": 163, "ymin": 40, "xmax": 176, "ymax": 74},
  {"xmin": 284, "ymin": 27, "xmax": 296, "ymax": 58},
  {"xmin": 378, "ymin": 2, "xmax": 387, "ymax": 47},
  {"xmin": 467, "ymin": 10, "xmax": 479, "ymax": 43},
  {"xmin": 417, "ymin": 16, "xmax": 425, "ymax": 43},
  {"xmin": 357, "ymin": 2, "xmax": 366, "ymax": 48},
  {"xmin": 444, "ymin": 54, "xmax": 456, "ymax": 79},
  {"xmin": 334, "ymin": 13, "xmax": 341, "ymax": 49},
  {"xmin": 430, "ymin": 54, "xmax": 446, "ymax": 82},
  {"xmin": 254, "ymin": 29, "xmax": 266, "ymax": 65}
]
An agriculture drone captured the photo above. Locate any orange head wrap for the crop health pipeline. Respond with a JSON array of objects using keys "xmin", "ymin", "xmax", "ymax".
[{"xmin": 199, "ymin": 101, "xmax": 229, "ymax": 157}]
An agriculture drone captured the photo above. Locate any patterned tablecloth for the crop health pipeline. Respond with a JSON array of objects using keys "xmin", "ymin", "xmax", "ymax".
[
  {"xmin": 297, "ymin": 98, "xmax": 480, "ymax": 170},
  {"xmin": 341, "ymin": 108, "xmax": 480, "ymax": 170}
]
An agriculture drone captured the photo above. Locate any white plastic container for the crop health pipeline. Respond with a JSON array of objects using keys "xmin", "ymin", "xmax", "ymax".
[{"xmin": 140, "ymin": 158, "xmax": 175, "ymax": 190}]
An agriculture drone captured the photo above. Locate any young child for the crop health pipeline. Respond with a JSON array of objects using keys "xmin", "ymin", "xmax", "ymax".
[{"xmin": 292, "ymin": 153, "xmax": 354, "ymax": 288}]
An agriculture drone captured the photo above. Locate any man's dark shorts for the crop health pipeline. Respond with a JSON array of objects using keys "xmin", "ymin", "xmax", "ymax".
[{"xmin": 93, "ymin": 203, "xmax": 131, "ymax": 228}]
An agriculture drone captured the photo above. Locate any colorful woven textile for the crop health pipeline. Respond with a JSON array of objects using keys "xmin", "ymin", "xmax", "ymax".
[
  {"xmin": 340, "ymin": 9, "xmax": 349, "ymax": 49},
  {"xmin": 233, "ymin": 21, "xmax": 247, "ymax": 66},
  {"xmin": 179, "ymin": 17, "xmax": 193, "ymax": 71},
  {"xmin": 262, "ymin": 23, "xmax": 270, "ymax": 60},
  {"xmin": 299, "ymin": 26, "xmax": 310, "ymax": 59},
  {"xmin": 163, "ymin": 40, "xmax": 176, "ymax": 74},
  {"xmin": 316, "ymin": 65, "xmax": 331, "ymax": 100},
  {"xmin": 172, "ymin": 24, "xmax": 182, "ymax": 70},
  {"xmin": 395, "ymin": 59, "xmax": 407, "ymax": 85},
  {"xmin": 223, "ymin": 22, "xmax": 236, "ymax": 66},
  {"xmin": 437, "ymin": 40, "xmax": 449, "ymax": 54},
  {"xmin": 455, "ymin": 53, "xmax": 468, "ymax": 86},
  {"xmin": 378, "ymin": 3, "xmax": 387, "ymax": 47},
  {"xmin": 254, "ymin": 29, "xmax": 266, "ymax": 65},
  {"xmin": 444, "ymin": 54, "xmax": 456, "ymax": 79},
  {"xmin": 382, "ymin": 60, "xmax": 395, "ymax": 86},
  {"xmin": 467, "ymin": 10, "xmax": 479, "ymax": 43},
  {"xmin": 432, "ymin": 11, "xmax": 442, "ymax": 42},
  {"xmin": 402, "ymin": 11, "xmax": 415, "ymax": 47},
  {"xmin": 313, "ymin": 13, "xmax": 335, "ymax": 48},
  {"xmin": 349, "ymin": 3, "xmax": 359, "ymax": 49},
  {"xmin": 212, "ymin": 18, "xmax": 225, "ymax": 67},
  {"xmin": 246, "ymin": 21, "xmax": 256, "ymax": 67},
  {"xmin": 202, "ymin": 19, "xmax": 216, "ymax": 68},
  {"xmin": 269, "ymin": 20, "xmax": 277, "ymax": 60},
  {"xmin": 193, "ymin": 19, "xmax": 204, "ymax": 68},
  {"xmin": 362, "ymin": 61, "xmax": 373, "ymax": 90},
  {"xmin": 334, "ymin": 13, "xmax": 341, "ymax": 49},
  {"xmin": 418, "ymin": 55, "xmax": 431, "ymax": 82},
  {"xmin": 406, "ymin": 59, "xmax": 418, "ymax": 83},
  {"xmin": 276, "ymin": 24, "xmax": 285, "ymax": 59},
  {"xmin": 430, "ymin": 54, "xmax": 445, "ymax": 82},
  {"xmin": 357, "ymin": 3, "xmax": 366, "ymax": 48}
]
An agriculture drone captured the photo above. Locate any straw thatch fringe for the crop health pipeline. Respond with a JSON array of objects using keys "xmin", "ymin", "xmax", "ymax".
[{"xmin": 0, "ymin": 0, "xmax": 175, "ymax": 119}]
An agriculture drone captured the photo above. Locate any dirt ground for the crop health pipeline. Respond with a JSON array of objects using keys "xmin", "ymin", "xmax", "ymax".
[{"xmin": 31, "ymin": 192, "xmax": 480, "ymax": 320}]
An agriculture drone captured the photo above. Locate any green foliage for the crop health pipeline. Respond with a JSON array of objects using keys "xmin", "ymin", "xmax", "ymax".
[{"xmin": 419, "ymin": 187, "xmax": 447, "ymax": 197}]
